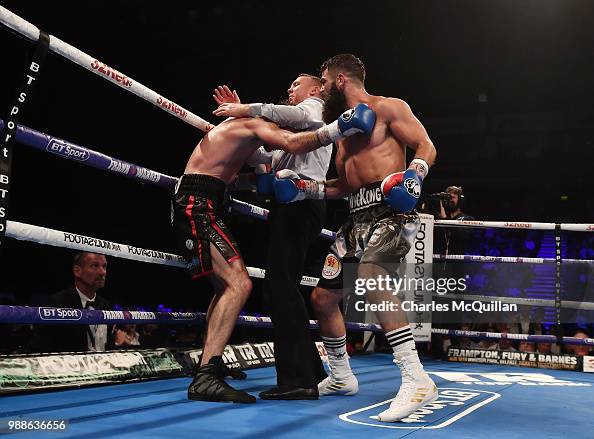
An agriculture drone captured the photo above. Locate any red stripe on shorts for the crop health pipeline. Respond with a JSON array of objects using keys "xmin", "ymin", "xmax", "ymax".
[
  {"xmin": 184, "ymin": 195, "xmax": 204, "ymax": 270},
  {"xmin": 206, "ymin": 199, "xmax": 239, "ymax": 259}
]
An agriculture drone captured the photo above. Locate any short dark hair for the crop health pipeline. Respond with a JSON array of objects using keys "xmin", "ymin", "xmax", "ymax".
[
  {"xmin": 320, "ymin": 54, "xmax": 366, "ymax": 83},
  {"xmin": 297, "ymin": 73, "xmax": 322, "ymax": 87},
  {"xmin": 73, "ymin": 252, "xmax": 90, "ymax": 267},
  {"xmin": 73, "ymin": 252, "xmax": 104, "ymax": 267}
]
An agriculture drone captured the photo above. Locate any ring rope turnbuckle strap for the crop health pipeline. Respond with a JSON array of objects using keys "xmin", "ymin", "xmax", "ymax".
[{"xmin": 0, "ymin": 28, "xmax": 49, "ymax": 246}]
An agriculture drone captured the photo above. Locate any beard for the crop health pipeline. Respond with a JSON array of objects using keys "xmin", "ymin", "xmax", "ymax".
[{"xmin": 322, "ymin": 83, "xmax": 348, "ymax": 124}]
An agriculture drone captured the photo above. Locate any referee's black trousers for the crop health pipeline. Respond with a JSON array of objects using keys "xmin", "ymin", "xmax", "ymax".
[{"xmin": 263, "ymin": 199, "xmax": 327, "ymax": 389}]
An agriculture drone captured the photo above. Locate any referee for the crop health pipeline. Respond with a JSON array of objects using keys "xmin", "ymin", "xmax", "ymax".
[{"xmin": 213, "ymin": 75, "xmax": 332, "ymax": 399}]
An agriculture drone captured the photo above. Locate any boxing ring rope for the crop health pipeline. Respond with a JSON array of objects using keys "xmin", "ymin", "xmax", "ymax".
[
  {"xmin": 434, "ymin": 219, "xmax": 594, "ymax": 232},
  {"xmin": 0, "ymin": 119, "xmax": 178, "ymax": 191},
  {"xmin": 0, "ymin": 6, "xmax": 212, "ymax": 132},
  {"xmin": 434, "ymin": 254, "xmax": 592, "ymax": 265},
  {"xmin": 4, "ymin": 219, "xmax": 320, "ymax": 287},
  {"xmin": 1, "ymin": 305, "xmax": 593, "ymax": 348}
]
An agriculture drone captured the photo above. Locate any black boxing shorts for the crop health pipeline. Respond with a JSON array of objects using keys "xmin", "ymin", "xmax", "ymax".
[
  {"xmin": 171, "ymin": 174, "xmax": 241, "ymax": 279},
  {"xmin": 317, "ymin": 181, "xmax": 420, "ymax": 290}
]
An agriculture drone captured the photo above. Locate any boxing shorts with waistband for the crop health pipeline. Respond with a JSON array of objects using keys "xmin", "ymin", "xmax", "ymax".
[
  {"xmin": 171, "ymin": 174, "xmax": 241, "ymax": 279},
  {"xmin": 317, "ymin": 181, "xmax": 420, "ymax": 290}
]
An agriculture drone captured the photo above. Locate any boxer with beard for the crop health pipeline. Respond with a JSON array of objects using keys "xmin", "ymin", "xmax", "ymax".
[
  {"xmin": 270, "ymin": 54, "xmax": 438, "ymax": 422},
  {"xmin": 321, "ymin": 80, "xmax": 349, "ymax": 124}
]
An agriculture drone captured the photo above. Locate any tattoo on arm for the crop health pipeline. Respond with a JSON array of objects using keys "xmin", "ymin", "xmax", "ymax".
[
  {"xmin": 315, "ymin": 129, "xmax": 331, "ymax": 147},
  {"xmin": 287, "ymin": 131, "xmax": 324, "ymax": 154}
]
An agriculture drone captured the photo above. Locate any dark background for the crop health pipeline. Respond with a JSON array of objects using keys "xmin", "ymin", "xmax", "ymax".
[{"xmin": 1, "ymin": 0, "xmax": 593, "ymax": 311}]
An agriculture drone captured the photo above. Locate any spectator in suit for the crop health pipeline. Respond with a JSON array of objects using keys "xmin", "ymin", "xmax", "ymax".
[{"xmin": 33, "ymin": 252, "xmax": 113, "ymax": 352}]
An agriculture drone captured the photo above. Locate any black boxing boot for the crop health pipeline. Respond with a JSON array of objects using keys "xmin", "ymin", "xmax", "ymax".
[{"xmin": 188, "ymin": 356, "xmax": 255, "ymax": 403}]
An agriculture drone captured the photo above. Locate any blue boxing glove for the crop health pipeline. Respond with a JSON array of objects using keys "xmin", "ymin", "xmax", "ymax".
[
  {"xmin": 381, "ymin": 159, "xmax": 429, "ymax": 213},
  {"xmin": 256, "ymin": 173, "xmax": 274, "ymax": 195},
  {"xmin": 337, "ymin": 103, "xmax": 376, "ymax": 136},
  {"xmin": 273, "ymin": 169, "xmax": 325, "ymax": 203},
  {"xmin": 254, "ymin": 164, "xmax": 274, "ymax": 195},
  {"xmin": 314, "ymin": 103, "xmax": 376, "ymax": 145}
]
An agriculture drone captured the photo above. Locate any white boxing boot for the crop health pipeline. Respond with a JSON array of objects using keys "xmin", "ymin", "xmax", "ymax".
[
  {"xmin": 318, "ymin": 352, "xmax": 358, "ymax": 396},
  {"xmin": 318, "ymin": 369, "xmax": 359, "ymax": 396},
  {"xmin": 375, "ymin": 354, "xmax": 438, "ymax": 422}
]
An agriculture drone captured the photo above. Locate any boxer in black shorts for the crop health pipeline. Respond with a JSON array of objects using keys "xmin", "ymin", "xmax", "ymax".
[{"xmin": 172, "ymin": 174, "xmax": 240, "ymax": 279}]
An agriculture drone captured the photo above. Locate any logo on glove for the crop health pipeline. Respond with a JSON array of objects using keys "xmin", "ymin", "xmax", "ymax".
[
  {"xmin": 340, "ymin": 108, "xmax": 355, "ymax": 123},
  {"xmin": 185, "ymin": 239, "xmax": 194, "ymax": 250},
  {"xmin": 404, "ymin": 178, "xmax": 420, "ymax": 198}
]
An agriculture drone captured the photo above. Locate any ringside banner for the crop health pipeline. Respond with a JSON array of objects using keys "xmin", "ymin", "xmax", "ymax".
[{"xmin": 0, "ymin": 349, "xmax": 183, "ymax": 394}]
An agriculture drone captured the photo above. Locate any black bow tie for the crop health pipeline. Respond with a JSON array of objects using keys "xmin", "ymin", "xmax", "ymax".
[{"xmin": 85, "ymin": 301, "xmax": 96, "ymax": 309}]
